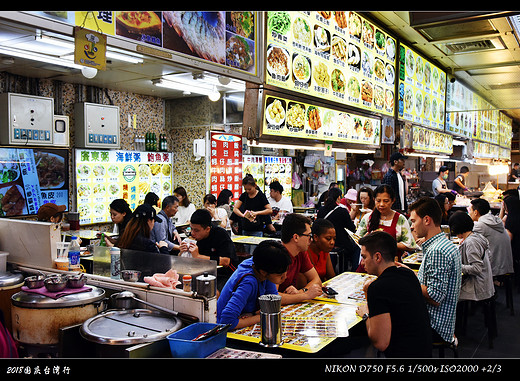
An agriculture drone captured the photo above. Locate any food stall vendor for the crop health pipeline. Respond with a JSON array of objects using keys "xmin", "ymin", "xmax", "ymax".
[{"xmin": 432, "ymin": 166, "xmax": 455, "ymax": 197}]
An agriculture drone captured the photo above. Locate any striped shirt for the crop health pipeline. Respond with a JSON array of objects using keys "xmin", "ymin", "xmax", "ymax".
[{"xmin": 418, "ymin": 232, "xmax": 462, "ymax": 343}]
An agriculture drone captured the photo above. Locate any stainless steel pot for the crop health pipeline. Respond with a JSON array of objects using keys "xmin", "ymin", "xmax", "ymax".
[
  {"xmin": 11, "ymin": 285, "xmax": 106, "ymax": 345},
  {"xmin": 195, "ymin": 272, "xmax": 216, "ymax": 298}
]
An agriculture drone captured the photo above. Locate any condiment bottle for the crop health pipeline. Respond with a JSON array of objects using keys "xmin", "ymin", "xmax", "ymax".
[{"xmin": 183, "ymin": 275, "xmax": 192, "ymax": 292}]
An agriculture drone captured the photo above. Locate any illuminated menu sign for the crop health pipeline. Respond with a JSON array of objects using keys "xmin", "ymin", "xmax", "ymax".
[
  {"xmin": 398, "ymin": 43, "xmax": 446, "ymax": 130},
  {"xmin": 266, "ymin": 11, "xmax": 396, "ymax": 116},
  {"xmin": 412, "ymin": 125, "xmax": 453, "ymax": 155},
  {"xmin": 209, "ymin": 132, "xmax": 243, "ymax": 200},
  {"xmin": 75, "ymin": 149, "xmax": 172, "ymax": 224},
  {"xmin": 263, "ymin": 94, "xmax": 380, "ymax": 146}
]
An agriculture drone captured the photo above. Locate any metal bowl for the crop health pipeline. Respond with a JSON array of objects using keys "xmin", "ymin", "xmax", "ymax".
[
  {"xmin": 121, "ymin": 270, "xmax": 141, "ymax": 282},
  {"xmin": 67, "ymin": 274, "xmax": 87, "ymax": 288},
  {"xmin": 44, "ymin": 275, "xmax": 68, "ymax": 292},
  {"xmin": 24, "ymin": 275, "xmax": 45, "ymax": 289}
]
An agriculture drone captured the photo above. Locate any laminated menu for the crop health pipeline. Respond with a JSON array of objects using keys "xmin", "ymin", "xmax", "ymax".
[
  {"xmin": 75, "ymin": 149, "xmax": 172, "ymax": 224},
  {"xmin": 266, "ymin": 11, "xmax": 396, "ymax": 117}
]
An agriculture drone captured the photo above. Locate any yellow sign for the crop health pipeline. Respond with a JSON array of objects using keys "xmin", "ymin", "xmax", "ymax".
[
  {"xmin": 74, "ymin": 26, "xmax": 107, "ymax": 71},
  {"xmin": 75, "ymin": 12, "xmax": 115, "ymax": 35}
]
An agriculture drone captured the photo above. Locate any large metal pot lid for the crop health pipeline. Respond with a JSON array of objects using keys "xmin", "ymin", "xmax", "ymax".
[
  {"xmin": 0, "ymin": 271, "xmax": 24, "ymax": 288},
  {"xmin": 80, "ymin": 309, "xmax": 182, "ymax": 345},
  {"xmin": 11, "ymin": 285, "xmax": 105, "ymax": 309}
]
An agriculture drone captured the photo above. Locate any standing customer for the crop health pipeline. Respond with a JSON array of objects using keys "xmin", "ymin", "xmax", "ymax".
[
  {"xmin": 317, "ymin": 187, "xmax": 358, "ymax": 272},
  {"xmin": 150, "ymin": 195, "xmax": 181, "ymax": 254},
  {"xmin": 173, "ymin": 186, "xmax": 196, "ymax": 225},
  {"xmin": 356, "ymin": 231, "xmax": 432, "ymax": 358},
  {"xmin": 382, "ymin": 152, "xmax": 408, "ymax": 214},
  {"xmin": 233, "ymin": 175, "xmax": 274, "ymax": 253},
  {"xmin": 470, "ymin": 198, "xmax": 514, "ymax": 279},
  {"xmin": 448, "ymin": 211, "xmax": 494, "ymax": 302},
  {"xmin": 408, "ymin": 197, "xmax": 462, "ymax": 345}
]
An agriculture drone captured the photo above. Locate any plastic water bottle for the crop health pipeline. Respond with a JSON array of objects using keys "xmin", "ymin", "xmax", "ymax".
[
  {"xmin": 110, "ymin": 247, "xmax": 121, "ymax": 279},
  {"xmin": 68, "ymin": 236, "xmax": 81, "ymax": 270}
]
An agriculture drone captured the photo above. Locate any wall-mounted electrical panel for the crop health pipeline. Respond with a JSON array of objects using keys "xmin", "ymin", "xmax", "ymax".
[
  {"xmin": 0, "ymin": 93, "xmax": 55, "ymax": 146},
  {"xmin": 74, "ymin": 102, "xmax": 120, "ymax": 149}
]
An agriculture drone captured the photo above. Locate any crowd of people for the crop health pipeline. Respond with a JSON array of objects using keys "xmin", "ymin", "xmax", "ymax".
[{"xmin": 54, "ymin": 161, "xmax": 518, "ymax": 358}]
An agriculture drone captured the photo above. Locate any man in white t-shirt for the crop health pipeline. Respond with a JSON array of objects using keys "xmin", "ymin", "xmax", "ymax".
[{"xmin": 268, "ymin": 181, "xmax": 293, "ymax": 219}]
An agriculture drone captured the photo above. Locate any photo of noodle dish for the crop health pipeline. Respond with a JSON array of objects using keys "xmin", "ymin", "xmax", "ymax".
[{"xmin": 292, "ymin": 53, "xmax": 311, "ymax": 84}]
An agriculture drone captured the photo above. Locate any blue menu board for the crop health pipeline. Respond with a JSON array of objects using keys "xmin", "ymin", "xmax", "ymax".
[{"xmin": 0, "ymin": 148, "xmax": 69, "ymax": 217}]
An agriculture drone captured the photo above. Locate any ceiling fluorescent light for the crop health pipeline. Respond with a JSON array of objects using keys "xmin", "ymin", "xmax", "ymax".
[
  {"xmin": 250, "ymin": 141, "xmax": 322, "ymax": 151},
  {"xmin": 0, "ymin": 45, "xmax": 83, "ymax": 70},
  {"xmin": 153, "ymin": 78, "xmax": 216, "ymax": 97}
]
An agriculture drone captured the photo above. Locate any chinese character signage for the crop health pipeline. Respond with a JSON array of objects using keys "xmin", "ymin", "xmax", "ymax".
[
  {"xmin": 0, "ymin": 148, "xmax": 68, "ymax": 217},
  {"xmin": 210, "ymin": 132, "xmax": 242, "ymax": 200},
  {"xmin": 75, "ymin": 149, "xmax": 172, "ymax": 224}
]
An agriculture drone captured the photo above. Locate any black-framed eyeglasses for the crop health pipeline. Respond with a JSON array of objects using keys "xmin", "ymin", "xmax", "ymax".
[{"xmin": 300, "ymin": 233, "xmax": 313, "ymax": 239}]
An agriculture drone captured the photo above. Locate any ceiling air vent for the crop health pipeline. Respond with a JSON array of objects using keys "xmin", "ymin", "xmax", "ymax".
[{"xmin": 444, "ymin": 38, "xmax": 501, "ymax": 54}]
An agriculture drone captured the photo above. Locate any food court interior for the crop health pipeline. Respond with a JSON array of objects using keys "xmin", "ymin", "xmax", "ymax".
[{"xmin": 1, "ymin": 10, "xmax": 520, "ymax": 363}]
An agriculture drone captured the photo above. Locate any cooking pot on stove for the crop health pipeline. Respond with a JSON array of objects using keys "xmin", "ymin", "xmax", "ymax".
[
  {"xmin": 195, "ymin": 272, "xmax": 216, "ymax": 298},
  {"xmin": 11, "ymin": 285, "xmax": 106, "ymax": 345}
]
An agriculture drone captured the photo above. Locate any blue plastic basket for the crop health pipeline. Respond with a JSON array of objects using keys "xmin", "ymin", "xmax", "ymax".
[{"xmin": 167, "ymin": 323, "xmax": 227, "ymax": 358}]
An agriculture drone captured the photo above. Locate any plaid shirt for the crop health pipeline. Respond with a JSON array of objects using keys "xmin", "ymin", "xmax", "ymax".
[{"xmin": 418, "ymin": 232, "xmax": 462, "ymax": 343}]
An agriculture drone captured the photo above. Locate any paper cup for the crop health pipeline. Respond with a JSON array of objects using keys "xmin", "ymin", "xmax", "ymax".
[{"xmin": 55, "ymin": 258, "xmax": 69, "ymax": 271}]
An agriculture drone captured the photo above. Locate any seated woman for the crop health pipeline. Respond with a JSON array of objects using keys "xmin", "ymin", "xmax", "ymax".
[
  {"xmin": 434, "ymin": 194, "xmax": 450, "ymax": 226},
  {"xmin": 116, "ymin": 204, "xmax": 169, "ymax": 254},
  {"xmin": 102, "ymin": 198, "xmax": 133, "ymax": 246},
  {"xmin": 448, "ymin": 211, "xmax": 494, "ymax": 302},
  {"xmin": 203, "ymin": 193, "xmax": 229, "ymax": 230},
  {"xmin": 356, "ymin": 185, "xmax": 417, "ymax": 268},
  {"xmin": 350, "ymin": 186, "xmax": 375, "ymax": 228},
  {"xmin": 217, "ymin": 240, "xmax": 292, "ymax": 330},
  {"xmin": 303, "ymin": 218, "xmax": 336, "ymax": 283}
]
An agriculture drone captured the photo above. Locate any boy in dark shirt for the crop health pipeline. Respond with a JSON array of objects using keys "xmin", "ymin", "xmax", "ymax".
[
  {"xmin": 180, "ymin": 209, "xmax": 238, "ymax": 289},
  {"xmin": 356, "ymin": 231, "xmax": 432, "ymax": 358}
]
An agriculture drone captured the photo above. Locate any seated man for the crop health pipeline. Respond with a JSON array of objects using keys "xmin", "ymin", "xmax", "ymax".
[
  {"xmin": 356, "ymin": 231, "xmax": 432, "ymax": 358},
  {"xmin": 217, "ymin": 240, "xmax": 292, "ymax": 330},
  {"xmin": 150, "ymin": 195, "xmax": 181, "ymax": 254},
  {"xmin": 277, "ymin": 213, "xmax": 322, "ymax": 304},
  {"xmin": 180, "ymin": 209, "xmax": 237, "ymax": 289},
  {"xmin": 268, "ymin": 181, "xmax": 293, "ymax": 218}
]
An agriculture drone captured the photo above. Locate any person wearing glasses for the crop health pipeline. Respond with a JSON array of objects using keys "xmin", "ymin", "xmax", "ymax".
[{"xmin": 277, "ymin": 213, "xmax": 323, "ymax": 304}]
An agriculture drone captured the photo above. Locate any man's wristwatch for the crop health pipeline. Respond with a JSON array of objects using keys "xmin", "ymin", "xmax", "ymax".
[{"xmin": 362, "ymin": 312, "xmax": 369, "ymax": 321}]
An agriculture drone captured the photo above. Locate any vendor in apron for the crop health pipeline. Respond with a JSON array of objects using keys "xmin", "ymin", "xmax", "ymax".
[{"xmin": 355, "ymin": 185, "xmax": 418, "ymax": 272}]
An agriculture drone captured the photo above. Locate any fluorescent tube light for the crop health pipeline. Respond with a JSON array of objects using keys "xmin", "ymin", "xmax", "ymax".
[
  {"xmin": 0, "ymin": 45, "xmax": 84, "ymax": 70},
  {"xmin": 153, "ymin": 78, "xmax": 220, "ymax": 101}
]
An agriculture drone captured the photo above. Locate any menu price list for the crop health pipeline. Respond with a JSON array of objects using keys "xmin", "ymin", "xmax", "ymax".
[
  {"xmin": 75, "ymin": 149, "xmax": 172, "ymax": 224},
  {"xmin": 210, "ymin": 132, "xmax": 243, "ymax": 200},
  {"xmin": 266, "ymin": 11, "xmax": 396, "ymax": 117}
]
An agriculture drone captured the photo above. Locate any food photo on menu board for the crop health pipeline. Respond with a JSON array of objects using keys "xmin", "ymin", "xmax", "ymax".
[
  {"xmin": 398, "ymin": 43, "xmax": 446, "ymax": 129},
  {"xmin": 0, "ymin": 148, "xmax": 68, "ymax": 218},
  {"xmin": 75, "ymin": 150, "xmax": 172, "ymax": 224},
  {"xmin": 266, "ymin": 11, "xmax": 396, "ymax": 117},
  {"xmin": 263, "ymin": 95, "xmax": 380, "ymax": 146}
]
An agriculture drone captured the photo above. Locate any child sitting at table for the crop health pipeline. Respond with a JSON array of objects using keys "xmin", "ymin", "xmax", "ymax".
[{"xmin": 217, "ymin": 240, "xmax": 292, "ymax": 330}]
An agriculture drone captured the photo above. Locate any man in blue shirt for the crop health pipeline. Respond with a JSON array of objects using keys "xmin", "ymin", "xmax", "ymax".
[
  {"xmin": 150, "ymin": 195, "xmax": 181, "ymax": 254},
  {"xmin": 408, "ymin": 197, "xmax": 462, "ymax": 345},
  {"xmin": 217, "ymin": 240, "xmax": 292, "ymax": 330}
]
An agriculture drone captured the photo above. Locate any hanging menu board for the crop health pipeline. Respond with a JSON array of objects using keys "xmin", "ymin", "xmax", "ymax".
[
  {"xmin": 263, "ymin": 94, "xmax": 380, "ymax": 146},
  {"xmin": 0, "ymin": 148, "xmax": 69, "ymax": 217},
  {"xmin": 266, "ymin": 11, "xmax": 396, "ymax": 117},
  {"xmin": 209, "ymin": 132, "xmax": 243, "ymax": 200},
  {"xmin": 264, "ymin": 156, "xmax": 292, "ymax": 198},
  {"xmin": 499, "ymin": 113, "xmax": 512, "ymax": 149},
  {"xmin": 412, "ymin": 125, "xmax": 453, "ymax": 155},
  {"xmin": 398, "ymin": 43, "xmax": 446, "ymax": 130},
  {"xmin": 75, "ymin": 149, "xmax": 172, "ymax": 224},
  {"xmin": 243, "ymin": 155, "xmax": 265, "ymax": 190}
]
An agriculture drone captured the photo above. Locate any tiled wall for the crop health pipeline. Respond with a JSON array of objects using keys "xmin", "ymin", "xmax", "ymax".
[{"xmin": 0, "ymin": 73, "xmax": 235, "ymax": 228}]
